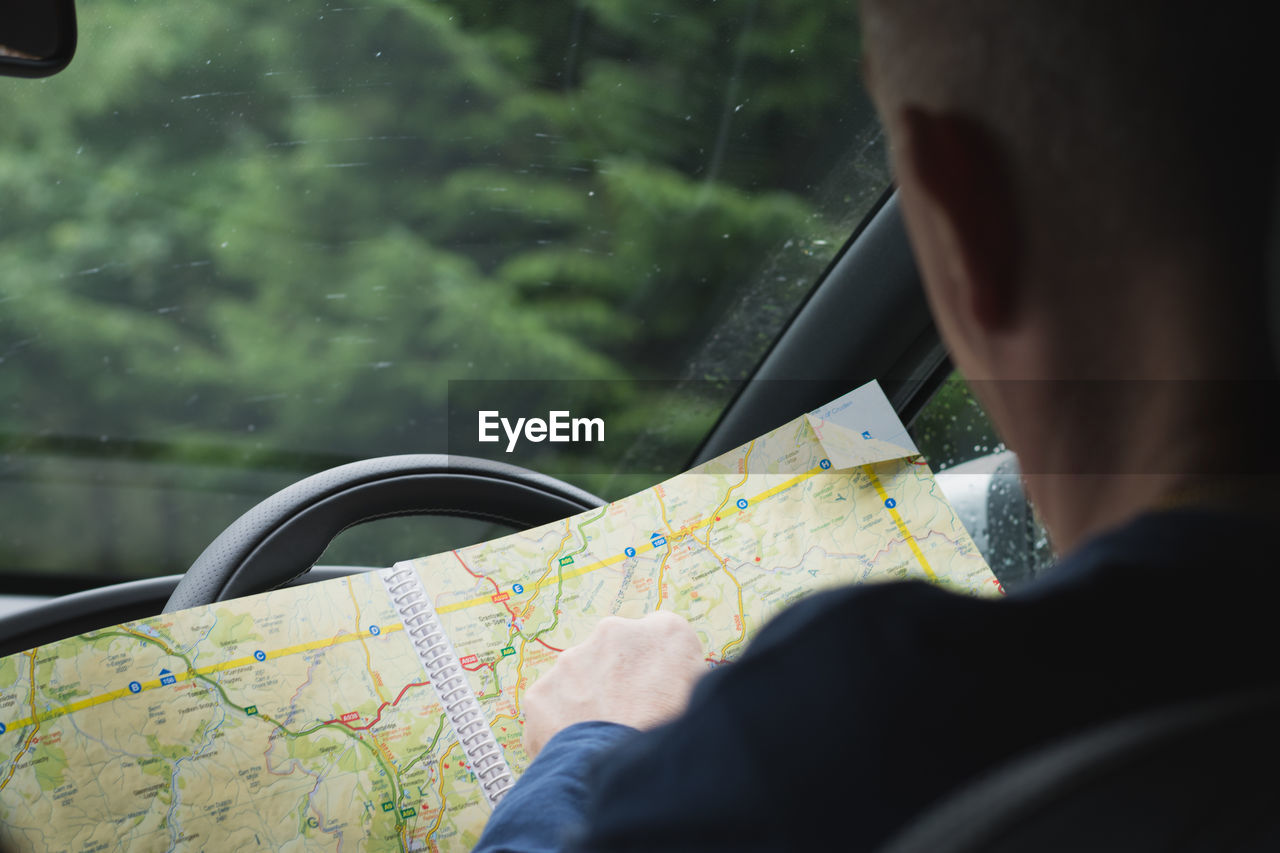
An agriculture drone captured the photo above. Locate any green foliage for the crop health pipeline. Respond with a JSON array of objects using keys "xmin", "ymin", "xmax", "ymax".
[{"xmin": 0, "ymin": 0, "xmax": 885, "ymax": 578}]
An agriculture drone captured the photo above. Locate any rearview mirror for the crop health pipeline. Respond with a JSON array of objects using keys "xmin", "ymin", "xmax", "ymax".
[{"xmin": 0, "ymin": 0, "xmax": 76, "ymax": 78}]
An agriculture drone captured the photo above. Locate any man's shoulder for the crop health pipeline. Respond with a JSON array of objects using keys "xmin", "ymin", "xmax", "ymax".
[
  {"xmin": 743, "ymin": 575, "xmax": 1000, "ymax": 663},
  {"xmin": 580, "ymin": 507, "xmax": 1280, "ymax": 850},
  {"xmin": 581, "ymin": 581, "xmax": 1021, "ymax": 850}
]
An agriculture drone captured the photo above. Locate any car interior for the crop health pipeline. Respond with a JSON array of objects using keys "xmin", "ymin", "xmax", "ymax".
[
  {"xmin": 4, "ymin": 0, "xmax": 1275, "ymax": 849},
  {"xmin": 1, "ymin": 0, "xmax": 1042, "ymax": 652}
]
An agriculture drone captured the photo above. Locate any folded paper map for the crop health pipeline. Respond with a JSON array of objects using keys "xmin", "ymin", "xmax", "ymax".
[{"xmin": 0, "ymin": 381, "xmax": 999, "ymax": 851}]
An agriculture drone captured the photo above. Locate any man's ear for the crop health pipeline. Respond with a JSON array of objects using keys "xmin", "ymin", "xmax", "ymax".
[{"xmin": 894, "ymin": 107, "xmax": 1022, "ymax": 332}]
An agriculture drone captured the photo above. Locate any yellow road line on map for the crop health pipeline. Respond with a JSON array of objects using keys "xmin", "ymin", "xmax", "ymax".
[
  {"xmin": 425, "ymin": 741, "xmax": 457, "ymax": 841},
  {"xmin": 4, "ymin": 624, "xmax": 404, "ymax": 731},
  {"xmin": 436, "ymin": 464, "xmax": 829, "ymax": 615},
  {"xmin": 348, "ymin": 577, "xmax": 391, "ymax": 704},
  {"xmin": 653, "ymin": 486, "xmax": 677, "ymax": 610},
  {"xmin": 0, "ymin": 651, "xmax": 39, "ymax": 792},
  {"xmin": 862, "ymin": 465, "xmax": 936, "ymax": 581}
]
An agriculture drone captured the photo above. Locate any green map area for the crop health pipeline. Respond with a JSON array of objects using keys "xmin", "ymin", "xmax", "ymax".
[{"xmin": 0, "ymin": 384, "xmax": 999, "ymax": 851}]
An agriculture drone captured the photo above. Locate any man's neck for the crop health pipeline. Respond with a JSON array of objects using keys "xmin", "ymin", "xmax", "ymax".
[
  {"xmin": 1012, "ymin": 376, "xmax": 1276, "ymax": 555},
  {"xmin": 951, "ymin": 251, "xmax": 1276, "ymax": 555}
]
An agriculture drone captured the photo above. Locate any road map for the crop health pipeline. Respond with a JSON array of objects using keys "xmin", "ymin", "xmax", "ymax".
[
  {"xmin": 411, "ymin": 392, "xmax": 998, "ymax": 777},
  {"xmin": 0, "ymin": 382, "xmax": 999, "ymax": 851},
  {"xmin": 0, "ymin": 571, "xmax": 493, "ymax": 851}
]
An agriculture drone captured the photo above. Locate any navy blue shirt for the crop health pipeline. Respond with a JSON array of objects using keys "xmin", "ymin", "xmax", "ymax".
[{"xmin": 475, "ymin": 508, "xmax": 1280, "ymax": 852}]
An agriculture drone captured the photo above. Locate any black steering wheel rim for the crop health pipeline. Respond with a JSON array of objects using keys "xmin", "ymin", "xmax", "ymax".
[{"xmin": 163, "ymin": 454, "xmax": 606, "ymax": 612}]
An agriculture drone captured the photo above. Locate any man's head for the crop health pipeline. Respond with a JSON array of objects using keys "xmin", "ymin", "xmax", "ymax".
[
  {"xmin": 860, "ymin": 0, "xmax": 1275, "ymax": 384},
  {"xmin": 861, "ymin": 1, "xmax": 1277, "ymax": 549}
]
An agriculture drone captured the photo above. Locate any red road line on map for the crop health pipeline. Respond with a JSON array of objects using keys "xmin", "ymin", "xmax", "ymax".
[
  {"xmin": 327, "ymin": 680, "xmax": 431, "ymax": 731},
  {"xmin": 455, "ymin": 543, "xmax": 569, "ymax": 654},
  {"xmin": 454, "ymin": 551, "xmax": 565, "ymax": 655},
  {"xmin": 453, "ymin": 551, "xmax": 522, "ymax": 622}
]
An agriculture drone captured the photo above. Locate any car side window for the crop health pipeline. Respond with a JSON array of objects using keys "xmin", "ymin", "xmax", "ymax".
[{"xmin": 911, "ymin": 374, "xmax": 1054, "ymax": 590}]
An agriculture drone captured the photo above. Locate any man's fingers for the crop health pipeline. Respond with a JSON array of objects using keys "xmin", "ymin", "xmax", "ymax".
[
  {"xmin": 520, "ymin": 612, "xmax": 708, "ymax": 759},
  {"xmin": 648, "ymin": 610, "xmax": 705, "ymax": 656}
]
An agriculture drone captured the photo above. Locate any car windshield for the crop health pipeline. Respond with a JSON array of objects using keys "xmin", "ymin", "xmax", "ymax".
[{"xmin": 0, "ymin": 0, "xmax": 889, "ymax": 587}]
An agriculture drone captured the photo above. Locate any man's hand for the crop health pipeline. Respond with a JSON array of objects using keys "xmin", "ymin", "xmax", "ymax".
[{"xmin": 522, "ymin": 612, "xmax": 707, "ymax": 758}]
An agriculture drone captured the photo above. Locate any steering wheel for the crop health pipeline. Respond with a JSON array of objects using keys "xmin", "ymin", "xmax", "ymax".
[
  {"xmin": 165, "ymin": 454, "xmax": 607, "ymax": 610},
  {"xmin": 0, "ymin": 455, "xmax": 605, "ymax": 655}
]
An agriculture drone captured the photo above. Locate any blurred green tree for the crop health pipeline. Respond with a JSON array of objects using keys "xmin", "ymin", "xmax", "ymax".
[{"xmin": 0, "ymin": 0, "xmax": 886, "ymax": 578}]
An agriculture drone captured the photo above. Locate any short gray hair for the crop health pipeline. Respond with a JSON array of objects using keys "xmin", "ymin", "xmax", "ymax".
[{"xmin": 861, "ymin": 0, "xmax": 1274, "ymax": 280}]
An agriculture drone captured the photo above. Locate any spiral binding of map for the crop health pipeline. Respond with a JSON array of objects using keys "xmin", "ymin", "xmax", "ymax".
[{"xmin": 381, "ymin": 562, "xmax": 516, "ymax": 806}]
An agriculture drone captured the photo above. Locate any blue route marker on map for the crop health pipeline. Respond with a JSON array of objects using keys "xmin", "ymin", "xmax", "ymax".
[
  {"xmin": 0, "ymin": 722, "xmax": 6, "ymax": 735},
  {"xmin": 253, "ymin": 650, "xmax": 267, "ymax": 662},
  {"xmin": 650, "ymin": 533, "xmax": 666, "ymax": 548},
  {"xmin": 368, "ymin": 625, "xmax": 381, "ymax": 636},
  {"xmin": 159, "ymin": 668, "xmax": 176, "ymax": 687},
  {"xmin": 862, "ymin": 430, "xmax": 872, "ymax": 439},
  {"xmin": 819, "ymin": 458, "xmax": 832, "ymax": 470},
  {"xmin": 624, "ymin": 547, "xmax": 636, "ymax": 558},
  {"xmin": 736, "ymin": 498, "xmax": 748, "ymax": 510},
  {"xmin": 513, "ymin": 583, "xmax": 524, "ymax": 594},
  {"xmin": 128, "ymin": 681, "xmax": 142, "ymax": 694},
  {"xmin": 884, "ymin": 498, "xmax": 897, "ymax": 509}
]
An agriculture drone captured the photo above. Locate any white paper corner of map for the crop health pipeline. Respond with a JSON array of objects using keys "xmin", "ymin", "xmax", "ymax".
[
  {"xmin": 807, "ymin": 380, "xmax": 919, "ymax": 457},
  {"xmin": 803, "ymin": 381, "xmax": 918, "ymax": 469},
  {"xmin": 804, "ymin": 413, "xmax": 917, "ymax": 469}
]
